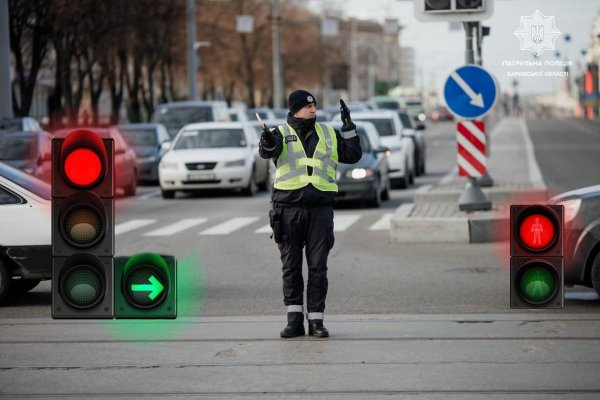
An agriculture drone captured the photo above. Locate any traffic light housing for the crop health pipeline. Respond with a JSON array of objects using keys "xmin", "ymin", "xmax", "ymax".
[
  {"xmin": 52, "ymin": 129, "xmax": 115, "ymax": 318},
  {"xmin": 414, "ymin": 0, "xmax": 493, "ymax": 22},
  {"xmin": 510, "ymin": 205, "xmax": 564, "ymax": 309},
  {"xmin": 114, "ymin": 253, "xmax": 177, "ymax": 319}
]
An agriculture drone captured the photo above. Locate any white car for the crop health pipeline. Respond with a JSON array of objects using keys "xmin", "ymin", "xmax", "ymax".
[
  {"xmin": 0, "ymin": 162, "xmax": 51, "ymax": 303},
  {"xmin": 334, "ymin": 110, "xmax": 415, "ymax": 188},
  {"xmin": 159, "ymin": 122, "xmax": 266, "ymax": 198}
]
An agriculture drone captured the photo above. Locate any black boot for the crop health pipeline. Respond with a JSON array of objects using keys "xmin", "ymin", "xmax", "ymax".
[
  {"xmin": 308, "ymin": 319, "xmax": 329, "ymax": 338},
  {"xmin": 280, "ymin": 312, "xmax": 305, "ymax": 338}
]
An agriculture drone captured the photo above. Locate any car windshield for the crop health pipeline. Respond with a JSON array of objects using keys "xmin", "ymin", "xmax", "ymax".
[
  {"xmin": 0, "ymin": 136, "xmax": 37, "ymax": 160},
  {"xmin": 248, "ymin": 110, "xmax": 268, "ymax": 120},
  {"xmin": 0, "ymin": 162, "xmax": 51, "ymax": 200},
  {"xmin": 376, "ymin": 101, "xmax": 399, "ymax": 110},
  {"xmin": 152, "ymin": 106, "xmax": 214, "ymax": 136},
  {"xmin": 355, "ymin": 118, "xmax": 395, "ymax": 137},
  {"xmin": 174, "ymin": 129, "xmax": 247, "ymax": 149},
  {"xmin": 398, "ymin": 113, "xmax": 414, "ymax": 129},
  {"xmin": 119, "ymin": 128, "xmax": 158, "ymax": 146}
]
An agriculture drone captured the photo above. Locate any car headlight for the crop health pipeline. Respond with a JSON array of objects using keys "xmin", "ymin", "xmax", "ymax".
[
  {"xmin": 160, "ymin": 161, "xmax": 179, "ymax": 170},
  {"xmin": 557, "ymin": 199, "xmax": 581, "ymax": 223},
  {"xmin": 418, "ymin": 113, "xmax": 426, "ymax": 122},
  {"xmin": 346, "ymin": 168, "xmax": 373, "ymax": 179},
  {"xmin": 224, "ymin": 159, "xmax": 246, "ymax": 167}
]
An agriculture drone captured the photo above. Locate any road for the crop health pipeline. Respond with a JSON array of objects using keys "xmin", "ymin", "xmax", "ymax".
[{"xmin": 2, "ymin": 117, "xmax": 599, "ymax": 318}]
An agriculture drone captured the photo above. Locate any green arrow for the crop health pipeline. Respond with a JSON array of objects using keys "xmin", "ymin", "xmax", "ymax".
[{"xmin": 131, "ymin": 275, "xmax": 165, "ymax": 300}]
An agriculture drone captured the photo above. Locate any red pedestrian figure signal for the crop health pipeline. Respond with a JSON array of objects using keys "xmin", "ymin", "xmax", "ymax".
[{"xmin": 510, "ymin": 205, "xmax": 564, "ymax": 308}]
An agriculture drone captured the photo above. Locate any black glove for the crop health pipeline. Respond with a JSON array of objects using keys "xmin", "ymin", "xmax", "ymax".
[
  {"xmin": 340, "ymin": 99, "xmax": 356, "ymax": 132},
  {"xmin": 260, "ymin": 124, "xmax": 276, "ymax": 148}
]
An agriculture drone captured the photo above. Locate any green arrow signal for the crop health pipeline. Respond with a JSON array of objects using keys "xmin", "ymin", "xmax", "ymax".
[{"xmin": 131, "ymin": 275, "xmax": 165, "ymax": 300}]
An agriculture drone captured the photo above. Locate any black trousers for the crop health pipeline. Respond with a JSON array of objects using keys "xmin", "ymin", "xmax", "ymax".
[{"xmin": 277, "ymin": 206, "xmax": 335, "ymax": 313}]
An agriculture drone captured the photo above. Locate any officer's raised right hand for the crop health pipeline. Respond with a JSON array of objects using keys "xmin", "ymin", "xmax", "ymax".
[
  {"xmin": 340, "ymin": 99, "xmax": 356, "ymax": 132},
  {"xmin": 260, "ymin": 124, "xmax": 276, "ymax": 148}
]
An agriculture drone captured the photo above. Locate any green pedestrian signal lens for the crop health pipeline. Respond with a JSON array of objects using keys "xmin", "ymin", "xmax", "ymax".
[
  {"xmin": 518, "ymin": 265, "xmax": 556, "ymax": 303},
  {"xmin": 124, "ymin": 266, "xmax": 167, "ymax": 308},
  {"xmin": 61, "ymin": 265, "xmax": 104, "ymax": 308}
]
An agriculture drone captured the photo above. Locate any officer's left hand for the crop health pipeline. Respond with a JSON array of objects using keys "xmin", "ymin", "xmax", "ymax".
[{"xmin": 340, "ymin": 99, "xmax": 356, "ymax": 132}]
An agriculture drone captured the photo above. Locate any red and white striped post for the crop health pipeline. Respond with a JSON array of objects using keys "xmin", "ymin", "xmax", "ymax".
[{"xmin": 456, "ymin": 120, "xmax": 491, "ymax": 211}]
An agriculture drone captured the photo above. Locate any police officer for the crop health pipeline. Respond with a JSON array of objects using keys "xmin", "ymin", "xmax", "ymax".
[{"xmin": 259, "ymin": 89, "xmax": 362, "ymax": 338}]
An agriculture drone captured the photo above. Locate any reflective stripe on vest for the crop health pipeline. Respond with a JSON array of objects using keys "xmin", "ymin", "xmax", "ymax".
[{"xmin": 274, "ymin": 122, "xmax": 338, "ymax": 192}]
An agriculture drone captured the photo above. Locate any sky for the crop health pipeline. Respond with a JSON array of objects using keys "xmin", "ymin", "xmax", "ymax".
[{"xmin": 304, "ymin": 0, "xmax": 600, "ymax": 98}]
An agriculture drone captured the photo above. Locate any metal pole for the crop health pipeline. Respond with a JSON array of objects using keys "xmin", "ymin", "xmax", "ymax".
[
  {"xmin": 0, "ymin": 0, "xmax": 13, "ymax": 118},
  {"xmin": 350, "ymin": 19, "xmax": 359, "ymax": 101},
  {"xmin": 458, "ymin": 21, "xmax": 491, "ymax": 212},
  {"xmin": 272, "ymin": 0, "xmax": 283, "ymax": 109},
  {"xmin": 475, "ymin": 21, "xmax": 494, "ymax": 187},
  {"xmin": 187, "ymin": 0, "xmax": 198, "ymax": 101}
]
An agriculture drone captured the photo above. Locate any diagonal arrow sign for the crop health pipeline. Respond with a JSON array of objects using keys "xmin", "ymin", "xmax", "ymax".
[
  {"xmin": 131, "ymin": 275, "xmax": 164, "ymax": 300},
  {"xmin": 450, "ymin": 71, "xmax": 485, "ymax": 108}
]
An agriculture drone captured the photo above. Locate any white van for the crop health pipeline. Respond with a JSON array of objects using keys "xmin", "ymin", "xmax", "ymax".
[{"xmin": 151, "ymin": 101, "xmax": 230, "ymax": 138}]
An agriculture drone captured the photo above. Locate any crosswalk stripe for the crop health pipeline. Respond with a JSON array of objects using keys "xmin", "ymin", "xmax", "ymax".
[
  {"xmin": 115, "ymin": 219, "xmax": 156, "ymax": 236},
  {"xmin": 333, "ymin": 214, "xmax": 361, "ymax": 232},
  {"xmin": 369, "ymin": 213, "xmax": 393, "ymax": 231},
  {"xmin": 144, "ymin": 218, "xmax": 207, "ymax": 237},
  {"xmin": 255, "ymin": 224, "xmax": 272, "ymax": 234},
  {"xmin": 199, "ymin": 217, "xmax": 260, "ymax": 235}
]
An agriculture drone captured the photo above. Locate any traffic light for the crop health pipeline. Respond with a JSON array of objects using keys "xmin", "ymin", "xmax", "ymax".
[
  {"xmin": 114, "ymin": 253, "xmax": 177, "ymax": 319},
  {"xmin": 52, "ymin": 129, "xmax": 114, "ymax": 318},
  {"xmin": 510, "ymin": 205, "xmax": 564, "ymax": 309},
  {"xmin": 414, "ymin": 0, "xmax": 493, "ymax": 22}
]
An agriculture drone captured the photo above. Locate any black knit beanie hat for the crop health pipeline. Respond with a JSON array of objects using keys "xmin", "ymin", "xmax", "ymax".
[{"xmin": 288, "ymin": 89, "xmax": 317, "ymax": 115}]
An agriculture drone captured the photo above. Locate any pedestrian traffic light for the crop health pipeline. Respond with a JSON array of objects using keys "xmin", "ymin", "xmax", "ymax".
[
  {"xmin": 114, "ymin": 253, "xmax": 177, "ymax": 319},
  {"xmin": 510, "ymin": 205, "xmax": 564, "ymax": 309},
  {"xmin": 52, "ymin": 129, "xmax": 114, "ymax": 318}
]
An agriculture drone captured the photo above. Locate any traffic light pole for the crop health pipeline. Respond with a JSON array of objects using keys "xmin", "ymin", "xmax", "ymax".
[
  {"xmin": 475, "ymin": 22, "xmax": 494, "ymax": 188},
  {"xmin": 187, "ymin": 0, "xmax": 198, "ymax": 101},
  {"xmin": 0, "ymin": 0, "xmax": 13, "ymax": 118},
  {"xmin": 458, "ymin": 21, "xmax": 491, "ymax": 212}
]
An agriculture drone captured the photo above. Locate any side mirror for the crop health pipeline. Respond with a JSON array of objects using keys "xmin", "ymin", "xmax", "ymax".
[
  {"xmin": 160, "ymin": 141, "xmax": 171, "ymax": 152},
  {"xmin": 416, "ymin": 124, "xmax": 426, "ymax": 131}
]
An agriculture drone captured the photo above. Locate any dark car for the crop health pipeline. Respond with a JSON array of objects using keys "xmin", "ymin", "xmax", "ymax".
[
  {"xmin": 430, "ymin": 106, "xmax": 453, "ymax": 122},
  {"xmin": 330, "ymin": 121, "xmax": 390, "ymax": 208},
  {"xmin": 548, "ymin": 185, "xmax": 600, "ymax": 296},
  {"xmin": 115, "ymin": 123, "xmax": 171, "ymax": 183},
  {"xmin": 397, "ymin": 110, "xmax": 427, "ymax": 176},
  {"xmin": 0, "ymin": 130, "xmax": 52, "ymax": 183},
  {"xmin": 0, "ymin": 116, "xmax": 43, "ymax": 133},
  {"xmin": 53, "ymin": 128, "xmax": 138, "ymax": 196}
]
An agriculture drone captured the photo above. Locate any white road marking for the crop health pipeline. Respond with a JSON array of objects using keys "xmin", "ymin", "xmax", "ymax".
[
  {"xmin": 333, "ymin": 214, "xmax": 361, "ymax": 232},
  {"xmin": 369, "ymin": 213, "xmax": 393, "ymax": 231},
  {"xmin": 115, "ymin": 219, "xmax": 156, "ymax": 236},
  {"xmin": 255, "ymin": 224, "xmax": 272, "ymax": 234},
  {"xmin": 144, "ymin": 218, "xmax": 207, "ymax": 236},
  {"xmin": 199, "ymin": 217, "xmax": 260, "ymax": 235}
]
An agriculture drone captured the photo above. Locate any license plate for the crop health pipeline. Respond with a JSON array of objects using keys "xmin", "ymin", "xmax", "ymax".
[{"xmin": 187, "ymin": 173, "xmax": 215, "ymax": 181}]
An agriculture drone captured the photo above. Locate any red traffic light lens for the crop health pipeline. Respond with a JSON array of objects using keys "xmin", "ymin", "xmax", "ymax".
[
  {"xmin": 64, "ymin": 148, "xmax": 102, "ymax": 187},
  {"xmin": 60, "ymin": 129, "xmax": 108, "ymax": 188},
  {"xmin": 519, "ymin": 213, "xmax": 555, "ymax": 250}
]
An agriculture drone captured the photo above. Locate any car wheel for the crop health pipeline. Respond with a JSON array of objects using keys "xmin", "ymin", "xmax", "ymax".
[
  {"xmin": 414, "ymin": 150, "xmax": 421, "ymax": 177},
  {"xmin": 591, "ymin": 253, "xmax": 600, "ymax": 297},
  {"xmin": 161, "ymin": 189, "xmax": 175, "ymax": 199},
  {"xmin": 124, "ymin": 174, "xmax": 137, "ymax": 197},
  {"xmin": 408, "ymin": 166, "xmax": 415, "ymax": 185},
  {"xmin": 11, "ymin": 278, "xmax": 41, "ymax": 294},
  {"xmin": 366, "ymin": 179, "xmax": 382, "ymax": 208},
  {"xmin": 381, "ymin": 177, "xmax": 390, "ymax": 201},
  {"xmin": 242, "ymin": 168, "xmax": 258, "ymax": 197},
  {"xmin": 0, "ymin": 257, "xmax": 13, "ymax": 305}
]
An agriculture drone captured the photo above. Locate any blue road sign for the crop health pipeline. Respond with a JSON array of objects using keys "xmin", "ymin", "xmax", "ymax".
[{"xmin": 444, "ymin": 65, "xmax": 499, "ymax": 120}]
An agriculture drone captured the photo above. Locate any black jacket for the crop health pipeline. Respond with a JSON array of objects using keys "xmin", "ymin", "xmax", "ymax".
[{"xmin": 259, "ymin": 113, "xmax": 362, "ymax": 206}]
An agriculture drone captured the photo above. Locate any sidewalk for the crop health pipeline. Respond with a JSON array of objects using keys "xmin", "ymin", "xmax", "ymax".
[
  {"xmin": 390, "ymin": 117, "xmax": 547, "ymax": 243},
  {"xmin": 1, "ymin": 314, "xmax": 599, "ymax": 398}
]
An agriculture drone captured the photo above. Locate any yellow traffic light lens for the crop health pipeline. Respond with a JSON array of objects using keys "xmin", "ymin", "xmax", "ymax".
[
  {"xmin": 64, "ymin": 207, "xmax": 102, "ymax": 246},
  {"xmin": 61, "ymin": 265, "xmax": 104, "ymax": 308}
]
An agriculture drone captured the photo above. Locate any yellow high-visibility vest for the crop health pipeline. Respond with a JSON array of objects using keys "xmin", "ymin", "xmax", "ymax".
[{"xmin": 274, "ymin": 122, "xmax": 338, "ymax": 192}]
